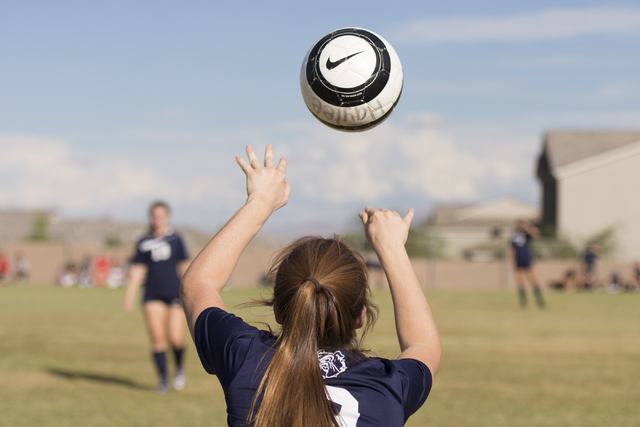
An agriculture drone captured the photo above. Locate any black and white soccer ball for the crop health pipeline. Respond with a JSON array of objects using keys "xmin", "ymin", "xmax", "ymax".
[{"xmin": 300, "ymin": 28, "xmax": 403, "ymax": 132}]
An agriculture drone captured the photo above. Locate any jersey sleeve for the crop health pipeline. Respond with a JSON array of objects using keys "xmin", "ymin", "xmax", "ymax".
[
  {"xmin": 174, "ymin": 235, "xmax": 189, "ymax": 261},
  {"xmin": 194, "ymin": 307, "xmax": 259, "ymax": 387},
  {"xmin": 132, "ymin": 239, "xmax": 146, "ymax": 264},
  {"xmin": 393, "ymin": 358, "xmax": 433, "ymax": 420}
]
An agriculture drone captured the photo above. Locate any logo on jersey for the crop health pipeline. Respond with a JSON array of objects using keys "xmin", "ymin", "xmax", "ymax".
[
  {"xmin": 512, "ymin": 232, "xmax": 526, "ymax": 247},
  {"xmin": 318, "ymin": 350, "xmax": 347, "ymax": 379},
  {"xmin": 139, "ymin": 238, "xmax": 172, "ymax": 262}
]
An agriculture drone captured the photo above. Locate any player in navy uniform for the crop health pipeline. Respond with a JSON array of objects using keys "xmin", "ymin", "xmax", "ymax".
[
  {"xmin": 582, "ymin": 243, "xmax": 599, "ymax": 290},
  {"xmin": 123, "ymin": 201, "xmax": 190, "ymax": 393},
  {"xmin": 511, "ymin": 220, "xmax": 544, "ymax": 308},
  {"xmin": 181, "ymin": 146, "xmax": 441, "ymax": 427},
  {"xmin": 632, "ymin": 262, "xmax": 640, "ymax": 290}
]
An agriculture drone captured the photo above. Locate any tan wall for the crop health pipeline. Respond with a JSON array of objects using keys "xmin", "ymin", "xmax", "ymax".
[
  {"xmin": 0, "ymin": 239, "xmax": 283, "ymax": 288},
  {"xmin": 226, "ymin": 241, "xmax": 280, "ymax": 289},
  {"xmin": 1, "ymin": 242, "xmax": 66, "ymax": 284},
  {"xmin": 1, "ymin": 241, "xmax": 635, "ymax": 290},
  {"xmin": 413, "ymin": 258, "xmax": 634, "ymax": 290},
  {"xmin": 558, "ymin": 148, "xmax": 640, "ymax": 261}
]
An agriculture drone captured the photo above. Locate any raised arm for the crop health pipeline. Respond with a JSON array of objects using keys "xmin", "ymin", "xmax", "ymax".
[
  {"xmin": 359, "ymin": 207, "xmax": 441, "ymax": 376},
  {"xmin": 178, "ymin": 259, "xmax": 190, "ymax": 277},
  {"xmin": 180, "ymin": 145, "xmax": 290, "ymax": 338},
  {"xmin": 522, "ymin": 220, "xmax": 540, "ymax": 238}
]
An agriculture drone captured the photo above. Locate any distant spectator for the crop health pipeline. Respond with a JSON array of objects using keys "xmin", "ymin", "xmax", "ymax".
[
  {"xmin": 0, "ymin": 251, "xmax": 11, "ymax": 281},
  {"xmin": 549, "ymin": 269, "xmax": 576, "ymax": 291},
  {"xmin": 58, "ymin": 263, "xmax": 78, "ymax": 288},
  {"xmin": 563, "ymin": 269, "xmax": 577, "ymax": 291},
  {"xmin": 607, "ymin": 272, "xmax": 621, "ymax": 294},
  {"xmin": 106, "ymin": 259, "xmax": 128, "ymax": 289},
  {"xmin": 13, "ymin": 252, "xmax": 30, "ymax": 283},
  {"xmin": 93, "ymin": 254, "xmax": 112, "ymax": 287},
  {"xmin": 632, "ymin": 262, "xmax": 640, "ymax": 291},
  {"xmin": 77, "ymin": 256, "xmax": 94, "ymax": 288}
]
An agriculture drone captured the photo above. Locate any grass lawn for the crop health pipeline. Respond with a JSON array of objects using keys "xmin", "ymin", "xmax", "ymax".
[{"xmin": 1, "ymin": 285, "xmax": 639, "ymax": 426}]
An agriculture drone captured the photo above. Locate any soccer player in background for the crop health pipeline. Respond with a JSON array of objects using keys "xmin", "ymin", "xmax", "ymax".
[
  {"xmin": 511, "ymin": 220, "xmax": 545, "ymax": 308},
  {"xmin": 123, "ymin": 201, "xmax": 190, "ymax": 393},
  {"xmin": 180, "ymin": 145, "xmax": 441, "ymax": 427},
  {"xmin": 582, "ymin": 242, "xmax": 599, "ymax": 290}
]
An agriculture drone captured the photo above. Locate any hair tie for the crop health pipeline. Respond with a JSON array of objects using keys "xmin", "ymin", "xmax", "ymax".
[{"xmin": 304, "ymin": 276, "xmax": 322, "ymax": 292}]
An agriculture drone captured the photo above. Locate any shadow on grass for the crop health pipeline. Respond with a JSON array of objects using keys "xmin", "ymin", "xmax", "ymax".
[{"xmin": 46, "ymin": 368, "xmax": 153, "ymax": 390}]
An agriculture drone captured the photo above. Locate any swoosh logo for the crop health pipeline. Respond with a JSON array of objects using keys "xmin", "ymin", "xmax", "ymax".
[{"xmin": 326, "ymin": 51, "xmax": 364, "ymax": 70}]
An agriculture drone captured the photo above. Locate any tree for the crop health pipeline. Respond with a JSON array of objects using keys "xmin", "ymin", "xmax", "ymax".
[{"xmin": 27, "ymin": 213, "xmax": 50, "ymax": 241}]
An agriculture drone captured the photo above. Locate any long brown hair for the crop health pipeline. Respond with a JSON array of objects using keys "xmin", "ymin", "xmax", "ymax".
[{"xmin": 249, "ymin": 236, "xmax": 378, "ymax": 427}]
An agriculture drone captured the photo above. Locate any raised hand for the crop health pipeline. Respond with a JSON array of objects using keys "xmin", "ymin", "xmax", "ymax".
[
  {"xmin": 236, "ymin": 144, "xmax": 291, "ymax": 214},
  {"xmin": 359, "ymin": 207, "xmax": 414, "ymax": 255},
  {"xmin": 358, "ymin": 206, "xmax": 441, "ymax": 374},
  {"xmin": 181, "ymin": 145, "xmax": 291, "ymax": 333}
]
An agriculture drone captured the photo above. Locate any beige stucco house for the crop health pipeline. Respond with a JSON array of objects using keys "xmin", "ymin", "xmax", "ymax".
[
  {"xmin": 425, "ymin": 196, "xmax": 539, "ymax": 260},
  {"xmin": 537, "ymin": 131, "xmax": 640, "ymax": 260}
]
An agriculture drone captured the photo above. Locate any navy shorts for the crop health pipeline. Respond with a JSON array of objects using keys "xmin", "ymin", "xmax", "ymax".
[
  {"xmin": 515, "ymin": 257, "xmax": 533, "ymax": 269},
  {"xmin": 143, "ymin": 293, "xmax": 181, "ymax": 306}
]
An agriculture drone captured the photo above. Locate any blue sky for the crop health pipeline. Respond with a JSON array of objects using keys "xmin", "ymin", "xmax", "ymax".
[{"xmin": 1, "ymin": 1, "xmax": 639, "ymax": 235}]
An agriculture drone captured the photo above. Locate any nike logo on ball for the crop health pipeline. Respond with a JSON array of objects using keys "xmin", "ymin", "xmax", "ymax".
[{"xmin": 326, "ymin": 51, "xmax": 364, "ymax": 70}]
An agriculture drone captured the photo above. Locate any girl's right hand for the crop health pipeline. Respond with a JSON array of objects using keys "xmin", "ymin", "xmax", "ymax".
[{"xmin": 236, "ymin": 144, "xmax": 291, "ymax": 214}]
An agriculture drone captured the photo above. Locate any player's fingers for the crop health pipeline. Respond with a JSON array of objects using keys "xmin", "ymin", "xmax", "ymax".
[
  {"xmin": 276, "ymin": 157, "xmax": 287, "ymax": 173},
  {"xmin": 403, "ymin": 208, "xmax": 415, "ymax": 226},
  {"xmin": 246, "ymin": 145, "xmax": 261, "ymax": 168},
  {"xmin": 358, "ymin": 212, "xmax": 369, "ymax": 224},
  {"xmin": 236, "ymin": 155, "xmax": 252, "ymax": 174},
  {"xmin": 264, "ymin": 144, "xmax": 275, "ymax": 168},
  {"xmin": 364, "ymin": 206, "xmax": 377, "ymax": 216}
]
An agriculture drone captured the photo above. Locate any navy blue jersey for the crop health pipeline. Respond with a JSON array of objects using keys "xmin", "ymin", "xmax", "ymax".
[
  {"xmin": 194, "ymin": 307, "xmax": 432, "ymax": 427},
  {"xmin": 511, "ymin": 231, "xmax": 533, "ymax": 268},
  {"xmin": 583, "ymin": 250, "xmax": 597, "ymax": 269},
  {"xmin": 132, "ymin": 230, "xmax": 189, "ymax": 302}
]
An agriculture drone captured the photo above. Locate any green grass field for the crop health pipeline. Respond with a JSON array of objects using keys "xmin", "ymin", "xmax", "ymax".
[{"xmin": 1, "ymin": 286, "xmax": 639, "ymax": 427}]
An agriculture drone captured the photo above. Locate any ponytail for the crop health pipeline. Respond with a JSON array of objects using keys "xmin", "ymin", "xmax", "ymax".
[
  {"xmin": 248, "ymin": 236, "xmax": 378, "ymax": 427},
  {"xmin": 250, "ymin": 281, "xmax": 340, "ymax": 427}
]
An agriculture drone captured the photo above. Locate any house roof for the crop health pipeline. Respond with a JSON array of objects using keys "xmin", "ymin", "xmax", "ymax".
[
  {"xmin": 543, "ymin": 131, "xmax": 640, "ymax": 170},
  {"xmin": 427, "ymin": 196, "xmax": 539, "ymax": 227}
]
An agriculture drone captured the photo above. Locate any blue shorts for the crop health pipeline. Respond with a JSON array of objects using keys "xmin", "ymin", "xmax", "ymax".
[
  {"xmin": 515, "ymin": 257, "xmax": 533, "ymax": 269},
  {"xmin": 143, "ymin": 293, "xmax": 181, "ymax": 306}
]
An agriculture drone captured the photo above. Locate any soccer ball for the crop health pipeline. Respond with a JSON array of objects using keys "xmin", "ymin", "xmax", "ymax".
[{"xmin": 300, "ymin": 28, "xmax": 403, "ymax": 132}]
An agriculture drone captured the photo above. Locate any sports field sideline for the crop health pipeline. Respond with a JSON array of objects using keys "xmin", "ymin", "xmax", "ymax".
[{"xmin": 1, "ymin": 286, "xmax": 639, "ymax": 427}]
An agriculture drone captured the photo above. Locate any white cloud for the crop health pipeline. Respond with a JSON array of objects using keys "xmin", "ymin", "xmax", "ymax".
[
  {"xmin": 392, "ymin": 7, "xmax": 640, "ymax": 44},
  {"xmin": 0, "ymin": 119, "xmax": 538, "ymax": 230},
  {"xmin": 0, "ymin": 134, "xmax": 240, "ymax": 221},
  {"xmin": 0, "ymin": 135, "xmax": 163, "ymax": 209},
  {"xmin": 280, "ymin": 116, "xmax": 534, "ymax": 206}
]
